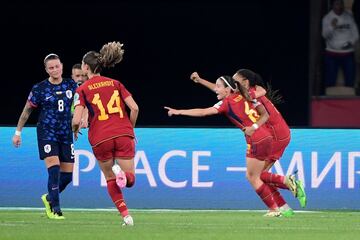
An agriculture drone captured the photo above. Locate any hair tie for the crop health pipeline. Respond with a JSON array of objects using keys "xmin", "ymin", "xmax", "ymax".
[{"xmin": 220, "ymin": 76, "xmax": 237, "ymax": 91}]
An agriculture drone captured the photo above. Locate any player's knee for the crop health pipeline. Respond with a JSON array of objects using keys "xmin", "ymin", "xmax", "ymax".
[{"xmin": 246, "ymin": 171, "xmax": 257, "ymax": 183}]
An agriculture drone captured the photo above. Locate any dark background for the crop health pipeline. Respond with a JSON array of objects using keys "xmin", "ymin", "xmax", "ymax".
[{"xmin": 1, "ymin": 0, "xmax": 309, "ymax": 127}]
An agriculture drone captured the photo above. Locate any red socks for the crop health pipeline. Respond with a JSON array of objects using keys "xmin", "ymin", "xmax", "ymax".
[
  {"xmin": 268, "ymin": 185, "xmax": 286, "ymax": 208},
  {"xmin": 125, "ymin": 172, "xmax": 135, "ymax": 188},
  {"xmin": 107, "ymin": 179, "xmax": 128, "ymax": 217},
  {"xmin": 260, "ymin": 171, "xmax": 288, "ymax": 189},
  {"xmin": 107, "ymin": 172, "xmax": 135, "ymax": 217},
  {"xmin": 255, "ymin": 183, "xmax": 278, "ymax": 210}
]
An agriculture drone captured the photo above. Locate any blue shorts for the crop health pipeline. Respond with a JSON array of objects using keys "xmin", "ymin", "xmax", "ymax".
[{"xmin": 37, "ymin": 140, "xmax": 75, "ymax": 163}]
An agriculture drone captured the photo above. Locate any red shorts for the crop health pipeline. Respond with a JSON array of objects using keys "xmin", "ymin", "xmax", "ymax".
[
  {"xmin": 266, "ymin": 123, "xmax": 291, "ymax": 161},
  {"xmin": 270, "ymin": 135, "xmax": 291, "ymax": 161},
  {"xmin": 92, "ymin": 136, "xmax": 135, "ymax": 161},
  {"xmin": 246, "ymin": 135, "xmax": 273, "ymax": 160}
]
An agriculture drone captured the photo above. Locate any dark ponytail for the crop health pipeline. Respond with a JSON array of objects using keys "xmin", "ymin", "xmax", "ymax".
[
  {"xmin": 234, "ymin": 81, "xmax": 252, "ymax": 102},
  {"xmin": 236, "ymin": 69, "xmax": 283, "ymax": 104},
  {"xmin": 264, "ymin": 82, "xmax": 284, "ymax": 104}
]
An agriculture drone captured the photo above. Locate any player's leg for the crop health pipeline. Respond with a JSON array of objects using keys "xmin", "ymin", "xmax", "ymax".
[
  {"xmin": 261, "ymin": 148, "xmax": 306, "ymax": 208},
  {"xmin": 58, "ymin": 143, "xmax": 75, "ymax": 193},
  {"xmin": 260, "ymin": 170, "xmax": 296, "ymax": 192},
  {"xmin": 59, "ymin": 164, "xmax": 73, "ymax": 192},
  {"xmin": 38, "ymin": 140, "xmax": 64, "ymax": 219},
  {"xmin": 115, "ymin": 159, "xmax": 135, "ymax": 188},
  {"xmin": 246, "ymin": 157, "xmax": 278, "ymax": 211},
  {"xmin": 114, "ymin": 136, "xmax": 136, "ymax": 188},
  {"xmin": 38, "ymin": 140, "xmax": 53, "ymax": 218},
  {"xmin": 259, "ymin": 160, "xmax": 293, "ymax": 216},
  {"xmin": 98, "ymin": 159, "xmax": 132, "ymax": 226},
  {"xmin": 260, "ymin": 140, "xmax": 296, "ymax": 192},
  {"xmin": 93, "ymin": 139, "xmax": 133, "ymax": 226},
  {"xmin": 263, "ymin": 172, "xmax": 307, "ymax": 208},
  {"xmin": 113, "ymin": 136, "xmax": 135, "ymax": 226},
  {"xmin": 272, "ymin": 140, "xmax": 307, "ymax": 208},
  {"xmin": 246, "ymin": 136, "xmax": 279, "ymax": 212},
  {"xmin": 44, "ymin": 155, "xmax": 64, "ymax": 219},
  {"xmin": 261, "ymin": 160, "xmax": 294, "ymax": 191}
]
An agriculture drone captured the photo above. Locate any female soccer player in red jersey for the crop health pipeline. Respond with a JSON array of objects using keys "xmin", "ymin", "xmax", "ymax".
[
  {"xmin": 165, "ymin": 75, "xmax": 284, "ymax": 214},
  {"xmin": 72, "ymin": 42, "xmax": 139, "ymax": 226},
  {"xmin": 190, "ymin": 71, "xmax": 306, "ymax": 216},
  {"xmin": 233, "ymin": 69, "xmax": 306, "ymax": 213},
  {"xmin": 233, "ymin": 69, "xmax": 290, "ymax": 162}
]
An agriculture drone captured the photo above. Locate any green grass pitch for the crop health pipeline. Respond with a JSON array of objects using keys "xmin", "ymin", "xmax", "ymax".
[{"xmin": 0, "ymin": 209, "xmax": 359, "ymax": 240}]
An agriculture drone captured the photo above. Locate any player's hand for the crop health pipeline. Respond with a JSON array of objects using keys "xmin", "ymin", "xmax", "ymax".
[
  {"xmin": 12, "ymin": 135, "xmax": 21, "ymax": 148},
  {"xmin": 190, "ymin": 72, "xmax": 201, "ymax": 83},
  {"xmin": 242, "ymin": 126, "xmax": 255, "ymax": 136},
  {"xmin": 73, "ymin": 126, "xmax": 81, "ymax": 141},
  {"xmin": 164, "ymin": 106, "xmax": 180, "ymax": 117},
  {"xmin": 74, "ymin": 131, "xmax": 79, "ymax": 141}
]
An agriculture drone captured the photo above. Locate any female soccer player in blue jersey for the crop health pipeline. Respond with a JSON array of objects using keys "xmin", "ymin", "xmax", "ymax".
[{"xmin": 12, "ymin": 53, "xmax": 78, "ymax": 220}]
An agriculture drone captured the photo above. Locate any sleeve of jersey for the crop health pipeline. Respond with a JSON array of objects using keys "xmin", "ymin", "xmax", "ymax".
[
  {"xmin": 74, "ymin": 88, "xmax": 86, "ymax": 107},
  {"xmin": 27, "ymin": 85, "xmax": 39, "ymax": 108},
  {"xmin": 213, "ymin": 100, "xmax": 226, "ymax": 114},
  {"xmin": 118, "ymin": 82, "xmax": 131, "ymax": 99}
]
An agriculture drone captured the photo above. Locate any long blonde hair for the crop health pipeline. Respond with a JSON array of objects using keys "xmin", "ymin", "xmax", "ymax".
[{"xmin": 82, "ymin": 41, "xmax": 125, "ymax": 74}]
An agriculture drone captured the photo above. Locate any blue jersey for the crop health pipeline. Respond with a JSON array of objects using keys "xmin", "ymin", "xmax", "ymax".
[{"xmin": 28, "ymin": 78, "xmax": 78, "ymax": 144}]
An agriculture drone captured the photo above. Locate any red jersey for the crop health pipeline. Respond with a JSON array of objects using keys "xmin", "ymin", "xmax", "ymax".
[
  {"xmin": 74, "ymin": 76, "xmax": 134, "ymax": 146},
  {"xmin": 249, "ymin": 87, "xmax": 290, "ymax": 141},
  {"xmin": 213, "ymin": 93, "xmax": 272, "ymax": 144}
]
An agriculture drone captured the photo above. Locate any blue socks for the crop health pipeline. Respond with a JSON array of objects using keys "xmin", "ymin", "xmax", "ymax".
[
  {"xmin": 46, "ymin": 168, "xmax": 72, "ymax": 213},
  {"xmin": 59, "ymin": 172, "xmax": 73, "ymax": 193},
  {"xmin": 47, "ymin": 165, "xmax": 60, "ymax": 213}
]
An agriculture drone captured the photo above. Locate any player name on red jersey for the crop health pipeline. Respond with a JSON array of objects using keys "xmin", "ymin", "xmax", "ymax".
[{"xmin": 88, "ymin": 80, "xmax": 115, "ymax": 90}]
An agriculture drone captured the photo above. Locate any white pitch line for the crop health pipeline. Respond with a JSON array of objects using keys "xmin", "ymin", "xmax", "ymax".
[{"xmin": 0, "ymin": 207, "xmax": 327, "ymax": 214}]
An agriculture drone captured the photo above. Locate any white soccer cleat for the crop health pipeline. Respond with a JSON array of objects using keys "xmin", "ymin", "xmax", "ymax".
[
  {"xmin": 263, "ymin": 210, "xmax": 282, "ymax": 217},
  {"xmin": 112, "ymin": 164, "xmax": 127, "ymax": 189},
  {"xmin": 122, "ymin": 215, "xmax": 134, "ymax": 226}
]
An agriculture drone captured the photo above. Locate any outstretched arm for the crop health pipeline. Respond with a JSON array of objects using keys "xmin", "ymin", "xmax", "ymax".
[
  {"xmin": 164, "ymin": 106, "xmax": 218, "ymax": 117},
  {"xmin": 12, "ymin": 101, "xmax": 34, "ymax": 147},
  {"xmin": 190, "ymin": 72, "xmax": 216, "ymax": 92}
]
